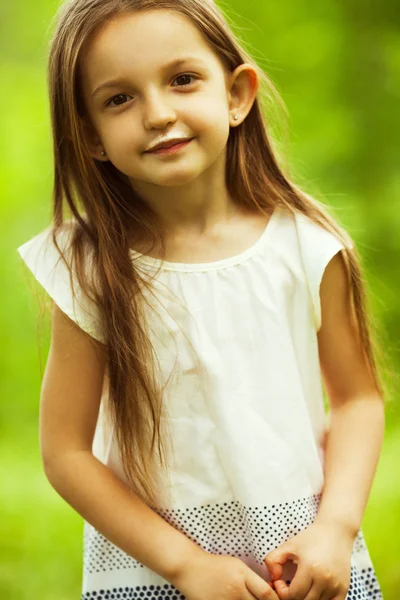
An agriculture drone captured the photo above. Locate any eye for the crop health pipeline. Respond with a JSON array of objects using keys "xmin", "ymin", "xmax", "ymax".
[
  {"xmin": 172, "ymin": 73, "xmax": 198, "ymax": 87},
  {"xmin": 105, "ymin": 93, "xmax": 132, "ymax": 108}
]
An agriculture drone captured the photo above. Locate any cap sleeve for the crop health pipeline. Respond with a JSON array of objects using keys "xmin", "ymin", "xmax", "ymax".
[
  {"xmin": 17, "ymin": 224, "xmax": 105, "ymax": 343},
  {"xmin": 295, "ymin": 210, "xmax": 352, "ymax": 332}
]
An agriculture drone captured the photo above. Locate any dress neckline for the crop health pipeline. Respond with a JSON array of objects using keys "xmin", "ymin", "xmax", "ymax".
[{"xmin": 129, "ymin": 206, "xmax": 281, "ymax": 272}]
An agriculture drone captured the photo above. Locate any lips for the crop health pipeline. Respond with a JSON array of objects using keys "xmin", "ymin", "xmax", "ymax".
[{"xmin": 146, "ymin": 138, "xmax": 193, "ymax": 152}]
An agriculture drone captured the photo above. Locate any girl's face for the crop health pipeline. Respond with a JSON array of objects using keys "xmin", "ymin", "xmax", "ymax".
[{"xmin": 80, "ymin": 10, "xmax": 240, "ymax": 189}]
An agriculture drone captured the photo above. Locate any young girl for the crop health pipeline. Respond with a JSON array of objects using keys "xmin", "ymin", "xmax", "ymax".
[{"xmin": 17, "ymin": 1, "xmax": 385, "ymax": 599}]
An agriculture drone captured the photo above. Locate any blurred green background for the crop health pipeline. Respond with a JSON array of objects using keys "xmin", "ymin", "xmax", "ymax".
[{"xmin": 1, "ymin": 0, "xmax": 399, "ymax": 598}]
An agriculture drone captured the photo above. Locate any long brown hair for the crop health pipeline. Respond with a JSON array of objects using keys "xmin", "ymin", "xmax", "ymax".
[{"xmin": 45, "ymin": 0, "xmax": 390, "ymax": 508}]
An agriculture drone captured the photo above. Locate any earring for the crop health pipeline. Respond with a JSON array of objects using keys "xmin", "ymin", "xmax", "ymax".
[
  {"xmin": 233, "ymin": 114, "xmax": 239, "ymax": 121},
  {"xmin": 101, "ymin": 150, "xmax": 106, "ymax": 157}
]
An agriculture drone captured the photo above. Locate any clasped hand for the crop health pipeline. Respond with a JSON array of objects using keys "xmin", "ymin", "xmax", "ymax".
[{"xmin": 263, "ymin": 521, "xmax": 354, "ymax": 600}]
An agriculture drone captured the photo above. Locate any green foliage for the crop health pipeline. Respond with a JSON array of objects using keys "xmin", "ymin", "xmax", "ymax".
[{"xmin": 2, "ymin": 0, "xmax": 399, "ymax": 597}]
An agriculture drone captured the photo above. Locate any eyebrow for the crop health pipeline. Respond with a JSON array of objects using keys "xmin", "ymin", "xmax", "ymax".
[{"xmin": 92, "ymin": 56, "xmax": 207, "ymax": 98}]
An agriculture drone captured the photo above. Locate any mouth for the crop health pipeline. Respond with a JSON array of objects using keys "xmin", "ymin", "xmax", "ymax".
[{"xmin": 146, "ymin": 138, "xmax": 194, "ymax": 155}]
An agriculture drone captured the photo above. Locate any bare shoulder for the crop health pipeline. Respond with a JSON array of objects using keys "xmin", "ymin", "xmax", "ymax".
[{"xmin": 40, "ymin": 302, "xmax": 107, "ymax": 470}]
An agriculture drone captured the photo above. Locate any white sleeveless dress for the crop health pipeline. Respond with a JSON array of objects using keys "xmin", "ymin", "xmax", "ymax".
[{"xmin": 17, "ymin": 206, "xmax": 383, "ymax": 599}]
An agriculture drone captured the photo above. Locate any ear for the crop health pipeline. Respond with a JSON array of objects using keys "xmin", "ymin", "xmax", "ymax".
[
  {"xmin": 226, "ymin": 64, "xmax": 259, "ymax": 126},
  {"xmin": 80, "ymin": 117, "xmax": 108, "ymax": 162}
]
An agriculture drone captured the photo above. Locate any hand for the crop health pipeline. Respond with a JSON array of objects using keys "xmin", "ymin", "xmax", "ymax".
[
  {"xmin": 263, "ymin": 521, "xmax": 355, "ymax": 600},
  {"xmin": 170, "ymin": 549, "xmax": 281, "ymax": 600}
]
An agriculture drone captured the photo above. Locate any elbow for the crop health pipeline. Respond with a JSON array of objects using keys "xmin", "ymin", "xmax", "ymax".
[
  {"xmin": 41, "ymin": 451, "xmax": 63, "ymax": 484},
  {"xmin": 41, "ymin": 447, "xmax": 93, "ymax": 482}
]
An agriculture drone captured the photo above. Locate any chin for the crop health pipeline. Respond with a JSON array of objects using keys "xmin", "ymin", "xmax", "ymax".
[{"xmin": 147, "ymin": 164, "xmax": 205, "ymax": 186}]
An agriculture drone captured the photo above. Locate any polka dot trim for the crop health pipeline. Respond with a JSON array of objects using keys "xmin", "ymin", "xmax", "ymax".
[
  {"xmin": 80, "ymin": 567, "xmax": 382, "ymax": 599},
  {"xmin": 84, "ymin": 494, "xmax": 321, "ymax": 574},
  {"xmin": 82, "ymin": 584, "xmax": 184, "ymax": 599},
  {"xmin": 353, "ymin": 529, "xmax": 368, "ymax": 553},
  {"xmin": 359, "ymin": 567, "xmax": 383, "ymax": 598},
  {"xmin": 346, "ymin": 566, "xmax": 383, "ymax": 599},
  {"xmin": 82, "ymin": 494, "xmax": 382, "ymax": 599},
  {"xmin": 155, "ymin": 494, "xmax": 322, "ymax": 562}
]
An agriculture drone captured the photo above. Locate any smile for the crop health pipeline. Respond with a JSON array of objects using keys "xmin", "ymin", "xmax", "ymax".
[{"xmin": 146, "ymin": 138, "xmax": 194, "ymax": 156}]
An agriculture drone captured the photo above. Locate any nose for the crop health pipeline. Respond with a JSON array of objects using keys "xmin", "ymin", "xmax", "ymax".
[{"xmin": 142, "ymin": 92, "xmax": 177, "ymax": 130}]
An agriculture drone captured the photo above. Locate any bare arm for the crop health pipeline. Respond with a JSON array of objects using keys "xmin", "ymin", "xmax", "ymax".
[
  {"xmin": 41, "ymin": 302, "xmax": 205, "ymax": 583},
  {"xmin": 315, "ymin": 252, "xmax": 385, "ymax": 536},
  {"xmin": 263, "ymin": 252, "xmax": 385, "ymax": 599}
]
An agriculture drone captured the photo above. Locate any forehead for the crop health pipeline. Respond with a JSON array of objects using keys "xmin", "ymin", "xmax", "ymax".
[{"xmin": 81, "ymin": 10, "xmax": 221, "ymax": 88}]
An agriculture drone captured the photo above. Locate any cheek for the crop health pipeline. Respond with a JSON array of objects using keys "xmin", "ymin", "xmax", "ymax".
[
  {"xmin": 98, "ymin": 124, "xmax": 143, "ymax": 165},
  {"xmin": 190, "ymin": 92, "xmax": 229, "ymax": 124},
  {"xmin": 103, "ymin": 119, "xmax": 134, "ymax": 147},
  {"xmin": 188, "ymin": 98, "xmax": 230, "ymax": 145}
]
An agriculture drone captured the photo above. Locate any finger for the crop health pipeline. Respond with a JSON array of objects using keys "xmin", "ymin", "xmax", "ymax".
[
  {"xmin": 320, "ymin": 589, "xmax": 344, "ymax": 600},
  {"xmin": 245, "ymin": 569, "xmax": 280, "ymax": 600},
  {"xmin": 264, "ymin": 557, "xmax": 283, "ymax": 582},
  {"xmin": 303, "ymin": 582, "xmax": 326, "ymax": 600},
  {"xmin": 264, "ymin": 546, "xmax": 297, "ymax": 582},
  {"xmin": 308, "ymin": 578, "xmax": 343, "ymax": 600},
  {"xmin": 283, "ymin": 565, "xmax": 313, "ymax": 599},
  {"xmin": 273, "ymin": 579, "xmax": 290, "ymax": 600},
  {"xmin": 242, "ymin": 589, "xmax": 258, "ymax": 600}
]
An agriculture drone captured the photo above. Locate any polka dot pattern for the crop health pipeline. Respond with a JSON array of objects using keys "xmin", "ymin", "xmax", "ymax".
[
  {"xmin": 84, "ymin": 494, "xmax": 321, "ymax": 574},
  {"xmin": 81, "ymin": 568, "xmax": 383, "ymax": 600},
  {"xmin": 82, "ymin": 585, "xmax": 185, "ymax": 599},
  {"xmin": 82, "ymin": 494, "xmax": 382, "ymax": 599},
  {"xmin": 359, "ymin": 567, "xmax": 383, "ymax": 598}
]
